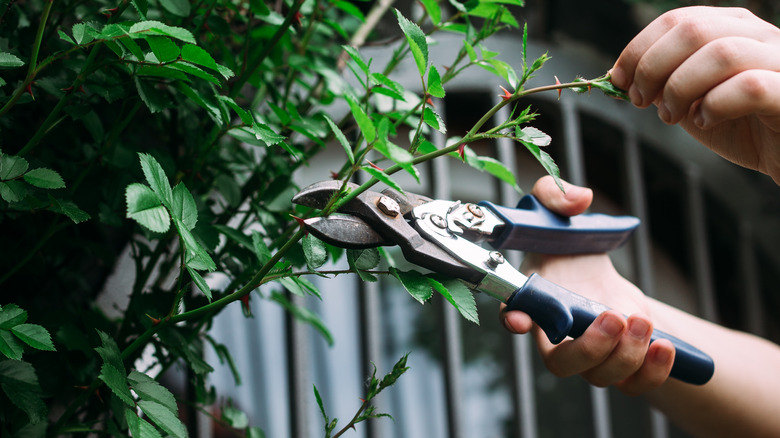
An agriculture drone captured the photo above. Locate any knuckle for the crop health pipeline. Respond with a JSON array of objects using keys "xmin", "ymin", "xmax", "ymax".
[
  {"xmin": 737, "ymin": 71, "xmax": 771, "ymax": 101},
  {"xmin": 708, "ymin": 39, "xmax": 744, "ymax": 69}
]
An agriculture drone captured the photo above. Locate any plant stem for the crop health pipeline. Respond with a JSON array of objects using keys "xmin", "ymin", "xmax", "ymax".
[
  {"xmin": 229, "ymin": 0, "xmax": 305, "ymax": 98},
  {"xmin": 0, "ymin": 0, "xmax": 54, "ymax": 119},
  {"xmin": 331, "ymin": 77, "xmax": 611, "ymax": 209}
]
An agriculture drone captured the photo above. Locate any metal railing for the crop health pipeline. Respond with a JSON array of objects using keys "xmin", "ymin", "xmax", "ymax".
[{"xmin": 202, "ymin": 35, "xmax": 779, "ymax": 438}]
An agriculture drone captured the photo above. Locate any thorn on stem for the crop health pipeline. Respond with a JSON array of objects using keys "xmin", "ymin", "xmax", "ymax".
[
  {"xmin": 554, "ymin": 76, "xmax": 562, "ymax": 99},
  {"xmin": 290, "ymin": 215, "xmax": 309, "ymax": 234},
  {"xmin": 457, "ymin": 144, "xmax": 466, "ymax": 161},
  {"xmin": 367, "ymin": 161, "xmax": 383, "ymax": 172},
  {"xmin": 499, "ymin": 85, "xmax": 512, "ymax": 101}
]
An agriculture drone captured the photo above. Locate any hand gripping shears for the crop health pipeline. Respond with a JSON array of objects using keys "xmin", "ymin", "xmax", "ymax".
[{"xmin": 292, "ymin": 180, "xmax": 714, "ymax": 385}]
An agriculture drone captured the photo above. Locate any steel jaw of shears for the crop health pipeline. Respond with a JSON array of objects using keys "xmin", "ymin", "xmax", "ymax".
[{"xmin": 292, "ymin": 180, "xmax": 715, "ymax": 386}]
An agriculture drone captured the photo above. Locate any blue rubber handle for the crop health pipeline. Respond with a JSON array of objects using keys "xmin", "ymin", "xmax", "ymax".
[
  {"xmin": 506, "ymin": 273, "xmax": 715, "ymax": 385},
  {"xmin": 479, "ymin": 195, "xmax": 640, "ymax": 254}
]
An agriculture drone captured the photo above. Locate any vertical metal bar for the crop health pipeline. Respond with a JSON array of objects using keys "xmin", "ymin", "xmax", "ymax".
[
  {"xmin": 623, "ymin": 129, "xmax": 669, "ymax": 438},
  {"xmin": 286, "ymin": 292, "xmax": 310, "ymax": 438},
  {"xmin": 685, "ymin": 166, "xmax": 719, "ymax": 322},
  {"xmin": 359, "ymin": 280, "xmax": 384, "ymax": 438},
  {"xmin": 739, "ymin": 222, "xmax": 765, "ymax": 336},
  {"xmin": 355, "ymin": 164, "xmax": 386, "ymax": 438},
  {"xmin": 495, "ymin": 100, "xmax": 539, "ymax": 438},
  {"xmin": 560, "ymin": 96, "xmax": 612, "ymax": 438},
  {"xmin": 432, "ymin": 100, "xmax": 465, "ymax": 438}
]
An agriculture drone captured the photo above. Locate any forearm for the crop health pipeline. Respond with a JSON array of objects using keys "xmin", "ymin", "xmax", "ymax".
[{"xmin": 646, "ymin": 299, "xmax": 780, "ymax": 437}]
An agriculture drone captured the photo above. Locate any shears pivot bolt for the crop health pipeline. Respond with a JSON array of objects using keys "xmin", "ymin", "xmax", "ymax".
[
  {"xmin": 377, "ymin": 196, "xmax": 401, "ymax": 217},
  {"xmin": 486, "ymin": 251, "xmax": 505, "ymax": 268}
]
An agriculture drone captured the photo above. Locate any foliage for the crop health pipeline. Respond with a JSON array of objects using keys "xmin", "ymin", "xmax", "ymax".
[{"xmin": 0, "ymin": 0, "xmax": 625, "ymax": 435}]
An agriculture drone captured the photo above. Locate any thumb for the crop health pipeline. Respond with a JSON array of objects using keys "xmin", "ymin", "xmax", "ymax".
[{"xmin": 530, "ymin": 176, "xmax": 593, "ymax": 217}]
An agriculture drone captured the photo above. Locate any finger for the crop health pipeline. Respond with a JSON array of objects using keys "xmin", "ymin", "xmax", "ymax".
[
  {"xmin": 693, "ymin": 70, "xmax": 780, "ymax": 130},
  {"xmin": 616, "ymin": 338, "xmax": 676, "ymax": 397},
  {"xmin": 660, "ymin": 38, "xmax": 780, "ymax": 124},
  {"xmin": 530, "ymin": 176, "xmax": 593, "ymax": 217},
  {"xmin": 500, "ymin": 303, "xmax": 533, "ymax": 334},
  {"xmin": 534, "ymin": 311, "xmax": 626, "ymax": 378},
  {"xmin": 580, "ymin": 314, "xmax": 653, "ymax": 387},
  {"xmin": 611, "ymin": 7, "xmax": 754, "ymax": 103},
  {"xmin": 632, "ymin": 13, "xmax": 771, "ymax": 109}
]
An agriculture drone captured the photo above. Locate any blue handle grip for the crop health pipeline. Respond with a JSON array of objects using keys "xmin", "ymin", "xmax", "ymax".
[
  {"xmin": 479, "ymin": 195, "xmax": 640, "ymax": 254},
  {"xmin": 506, "ymin": 273, "xmax": 715, "ymax": 385}
]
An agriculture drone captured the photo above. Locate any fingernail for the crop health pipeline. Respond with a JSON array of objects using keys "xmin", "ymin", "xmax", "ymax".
[
  {"xmin": 610, "ymin": 66, "xmax": 627, "ymax": 88},
  {"xmin": 693, "ymin": 107, "xmax": 707, "ymax": 129},
  {"xmin": 628, "ymin": 319, "xmax": 651, "ymax": 339},
  {"xmin": 600, "ymin": 315, "xmax": 624, "ymax": 337},
  {"xmin": 564, "ymin": 184, "xmax": 590, "ymax": 201},
  {"xmin": 628, "ymin": 85, "xmax": 643, "ymax": 106},
  {"xmin": 657, "ymin": 102, "xmax": 671, "ymax": 124},
  {"xmin": 652, "ymin": 345, "xmax": 673, "ymax": 365}
]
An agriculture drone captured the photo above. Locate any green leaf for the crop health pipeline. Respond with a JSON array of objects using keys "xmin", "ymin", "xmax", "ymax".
[
  {"xmin": 252, "ymin": 231, "xmax": 272, "ymax": 264},
  {"xmin": 303, "ymin": 234, "xmax": 328, "ymax": 269},
  {"xmin": 95, "ymin": 331, "xmax": 124, "ymax": 372},
  {"xmin": 342, "ymin": 45, "xmax": 369, "ymax": 76},
  {"xmin": 0, "ymin": 52, "xmax": 24, "ymax": 68},
  {"xmin": 475, "ymin": 156, "xmax": 520, "ymax": 192},
  {"xmin": 0, "ymin": 331, "xmax": 24, "ymax": 360},
  {"xmin": 11, "ymin": 325, "xmax": 55, "ymax": 352},
  {"xmin": 323, "ymin": 115, "xmax": 354, "ymax": 164},
  {"xmin": 0, "ymin": 359, "xmax": 46, "ymax": 424},
  {"xmin": 187, "ymin": 266, "xmax": 212, "ymax": 301},
  {"xmin": 394, "ymin": 9, "xmax": 428, "ymax": 76},
  {"xmin": 519, "ymin": 129, "xmax": 563, "ymax": 191},
  {"xmin": 169, "ymin": 61, "xmax": 219, "ymax": 84},
  {"xmin": 429, "ymin": 277, "xmax": 479, "ymax": 324},
  {"xmin": 390, "ymin": 268, "xmax": 432, "ymax": 304},
  {"xmin": 138, "ymin": 400, "xmax": 187, "ymax": 438},
  {"xmin": 129, "ymin": 21, "xmax": 196, "ymax": 44},
  {"xmin": 160, "ymin": 0, "xmax": 191, "ymax": 17},
  {"xmin": 370, "ymin": 72, "xmax": 406, "ymax": 101},
  {"xmin": 175, "ymin": 217, "xmax": 216, "ymax": 271},
  {"xmin": 333, "ymin": 0, "xmax": 365, "ymax": 21},
  {"xmin": 125, "ymin": 183, "xmax": 170, "ymax": 233},
  {"xmin": 0, "ymin": 154, "xmax": 29, "ymax": 180},
  {"xmin": 270, "ymin": 292, "xmax": 334, "ymax": 346},
  {"xmin": 127, "ymin": 410, "xmax": 163, "ymax": 438},
  {"xmin": 22, "ymin": 168, "xmax": 65, "ymax": 189},
  {"xmin": 419, "ymin": 0, "xmax": 442, "ymax": 25},
  {"xmin": 422, "ymin": 107, "xmax": 446, "ymax": 134},
  {"xmin": 463, "ymin": 40, "xmax": 477, "ymax": 62},
  {"xmin": 346, "ymin": 95, "xmax": 376, "ymax": 144},
  {"xmin": 0, "ymin": 181, "xmax": 26, "ymax": 203},
  {"xmin": 427, "ymin": 65, "xmax": 445, "ymax": 98},
  {"xmin": 128, "ymin": 371, "xmax": 178, "ymax": 413},
  {"xmin": 138, "ymin": 153, "xmax": 173, "ymax": 207},
  {"xmin": 278, "ymin": 276, "xmax": 321, "ymax": 299},
  {"xmin": 48, "ymin": 196, "xmax": 91, "ymax": 223},
  {"xmin": 171, "ymin": 183, "xmax": 197, "ymax": 230},
  {"xmin": 99, "ymin": 363, "xmax": 135, "ymax": 407},
  {"xmin": 252, "ymin": 122, "xmax": 286, "ymax": 146},
  {"xmin": 361, "ymin": 165, "xmax": 403, "ymax": 193},
  {"xmin": 0, "ymin": 305, "xmax": 27, "ymax": 329},
  {"xmin": 146, "ymin": 36, "xmax": 181, "ymax": 63},
  {"xmin": 347, "ymin": 248, "xmax": 380, "ymax": 270},
  {"xmin": 135, "ymin": 77, "xmax": 170, "ymax": 113},
  {"xmin": 181, "ymin": 44, "xmax": 232, "ymax": 79},
  {"xmin": 72, "ymin": 22, "xmax": 99, "ymax": 45},
  {"xmin": 373, "ymin": 138, "xmax": 413, "ymax": 167},
  {"xmin": 517, "ymin": 126, "xmax": 551, "ymax": 146},
  {"xmin": 222, "ymin": 404, "xmax": 249, "ymax": 429}
]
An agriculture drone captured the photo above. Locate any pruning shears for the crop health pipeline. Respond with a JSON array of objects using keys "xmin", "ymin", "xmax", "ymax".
[{"xmin": 292, "ymin": 180, "xmax": 715, "ymax": 385}]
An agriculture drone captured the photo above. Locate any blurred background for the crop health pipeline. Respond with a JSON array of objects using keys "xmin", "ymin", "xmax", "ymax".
[{"xmin": 198, "ymin": 1, "xmax": 780, "ymax": 437}]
